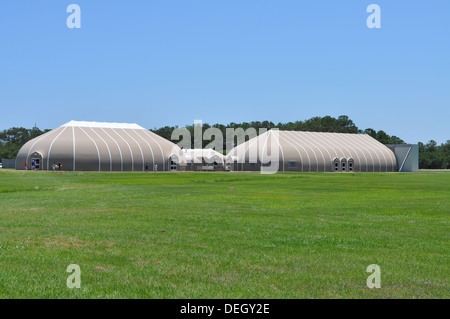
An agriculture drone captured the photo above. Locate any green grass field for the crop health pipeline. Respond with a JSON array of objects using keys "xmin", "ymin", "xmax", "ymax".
[{"xmin": 0, "ymin": 169, "xmax": 448, "ymax": 299}]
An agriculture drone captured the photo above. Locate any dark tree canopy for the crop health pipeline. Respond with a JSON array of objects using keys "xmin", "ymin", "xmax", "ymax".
[{"xmin": 418, "ymin": 140, "xmax": 450, "ymax": 169}]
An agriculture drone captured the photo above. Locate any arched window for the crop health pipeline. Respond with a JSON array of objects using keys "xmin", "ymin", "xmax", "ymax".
[
  {"xmin": 341, "ymin": 158, "xmax": 347, "ymax": 172},
  {"xmin": 348, "ymin": 158, "xmax": 354, "ymax": 171},
  {"xmin": 333, "ymin": 158, "xmax": 340, "ymax": 172}
]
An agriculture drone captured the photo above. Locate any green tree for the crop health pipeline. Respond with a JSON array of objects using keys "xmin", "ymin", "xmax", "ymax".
[
  {"xmin": 363, "ymin": 128, "xmax": 377, "ymax": 138},
  {"xmin": 440, "ymin": 140, "xmax": 450, "ymax": 169},
  {"xmin": 0, "ymin": 127, "xmax": 50, "ymax": 159},
  {"xmin": 390, "ymin": 136, "xmax": 405, "ymax": 144}
]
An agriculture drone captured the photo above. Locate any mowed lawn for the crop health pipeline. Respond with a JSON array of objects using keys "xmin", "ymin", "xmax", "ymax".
[{"xmin": 0, "ymin": 169, "xmax": 448, "ymax": 299}]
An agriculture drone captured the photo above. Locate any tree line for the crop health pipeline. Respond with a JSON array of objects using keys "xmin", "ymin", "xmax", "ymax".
[
  {"xmin": 418, "ymin": 140, "xmax": 450, "ymax": 169},
  {"xmin": 1, "ymin": 116, "xmax": 448, "ymax": 169},
  {"xmin": 151, "ymin": 116, "xmax": 405, "ymax": 147}
]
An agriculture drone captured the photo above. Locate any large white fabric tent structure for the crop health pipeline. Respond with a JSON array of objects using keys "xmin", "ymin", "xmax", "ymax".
[
  {"xmin": 16, "ymin": 121, "xmax": 183, "ymax": 171},
  {"xmin": 227, "ymin": 130, "xmax": 398, "ymax": 172}
]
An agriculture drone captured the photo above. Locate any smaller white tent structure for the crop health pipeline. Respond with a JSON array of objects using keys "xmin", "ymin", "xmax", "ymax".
[{"xmin": 183, "ymin": 149, "xmax": 226, "ymax": 171}]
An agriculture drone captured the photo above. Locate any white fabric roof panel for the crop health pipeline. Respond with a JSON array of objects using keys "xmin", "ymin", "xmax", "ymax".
[{"xmin": 62, "ymin": 120, "xmax": 145, "ymax": 130}]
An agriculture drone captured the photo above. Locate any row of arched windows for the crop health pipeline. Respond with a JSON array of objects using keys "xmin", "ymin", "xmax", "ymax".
[{"xmin": 333, "ymin": 158, "xmax": 354, "ymax": 172}]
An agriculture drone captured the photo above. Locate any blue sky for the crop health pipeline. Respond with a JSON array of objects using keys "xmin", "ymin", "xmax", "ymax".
[{"xmin": 0, "ymin": 1, "xmax": 449, "ymax": 144}]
